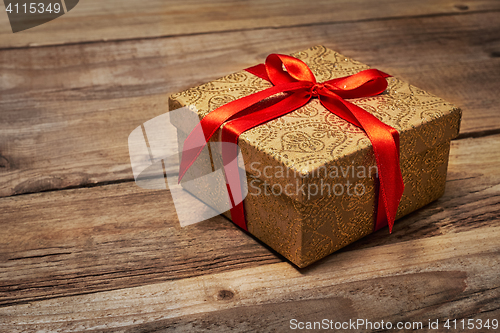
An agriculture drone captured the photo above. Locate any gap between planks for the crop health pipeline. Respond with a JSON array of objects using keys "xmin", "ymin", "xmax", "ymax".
[
  {"xmin": 1, "ymin": 0, "xmax": 499, "ymax": 49},
  {"xmin": 3, "ymin": 127, "xmax": 499, "ymax": 199},
  {"xmin": 1, "ymin": 8, "xmax": 499, "ymax": 52}
]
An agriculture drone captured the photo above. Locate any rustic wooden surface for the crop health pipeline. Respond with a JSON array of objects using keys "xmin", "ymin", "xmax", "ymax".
[{"xmin": 1, "ymin": 1, "xmax": 499, "ymax": 332}]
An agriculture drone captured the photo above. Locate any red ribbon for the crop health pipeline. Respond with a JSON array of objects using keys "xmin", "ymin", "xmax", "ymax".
[{"xmin": 179, "ymin": 54, "xmax": 404, "ymax": 233}]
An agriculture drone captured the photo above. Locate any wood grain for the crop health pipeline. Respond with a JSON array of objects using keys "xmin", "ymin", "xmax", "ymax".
[
  {"xmin": 0, "ymin": 184, "xmax": 282, "ymax": 307},
  {"xmin": 1, "ymin": 0, "xmax": 499, "ymax": 48},
  {"xmin": 1, "ymin": 12, "xmax": 499, "ymax": 198},
  {"xmin": 1, "ymin": 1, "xmax": 499, "ymax": 331},
  {"xmin": 0, "ymin": 134, "xmax": 499, "ymax": 310},
  {"xmin": 1, "ymin": 227, "xmax": 498, "ymax": 332}
]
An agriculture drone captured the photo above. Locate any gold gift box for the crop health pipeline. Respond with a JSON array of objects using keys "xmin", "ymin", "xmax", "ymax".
[{"xmin": 168, "ymin": 45, "xmax": 461, "ymax": 268}]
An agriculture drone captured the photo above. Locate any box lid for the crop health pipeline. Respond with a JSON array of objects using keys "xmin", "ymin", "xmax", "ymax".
[{"xmin": 168, "ymin": 45, "xmax": 461, "ymax": 203}]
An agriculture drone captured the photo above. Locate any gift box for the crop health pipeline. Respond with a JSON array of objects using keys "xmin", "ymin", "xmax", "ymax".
[{"xmin": 168, "ymin": 45, "xmax": 461, "ymax": 268}]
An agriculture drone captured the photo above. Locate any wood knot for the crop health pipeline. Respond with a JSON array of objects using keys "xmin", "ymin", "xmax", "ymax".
[
  {"xmin": 217, "ymin": 289, "xmax": 234, "ymax": 300},
  {"xmin": 0, "ymin": 155, "xmax": 10, "ymax": 170},
  {"xmin": 454, "ymin": 4, "xmax": 469, "ymax": 10}
]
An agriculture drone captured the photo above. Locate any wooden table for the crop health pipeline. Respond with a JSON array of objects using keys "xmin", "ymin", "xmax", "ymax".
[{"xmin": 1, "ymin": 1, "xmax": 499, "ymax": 331}]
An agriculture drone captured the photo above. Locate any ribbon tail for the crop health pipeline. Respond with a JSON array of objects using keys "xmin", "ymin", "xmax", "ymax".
[
  {"xmin": 349, "ymin": 103, "xmax": 403, "ymax": 232},
  {"xmin": 320, "ymin": 95, "xmax": 404, "ymax": 232},
  {"xmin": 245, "ymin": 64, "xmax": 269, "ymax": 81},
  {"xmin": 220, "ymin": 91, "xmax": 311, "ymax": 230}
]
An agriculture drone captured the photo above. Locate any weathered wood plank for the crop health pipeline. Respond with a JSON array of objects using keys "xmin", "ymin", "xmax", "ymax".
[
  {"xmin": 1, "ymin": 227, "xmax": 499, "ymax": 332},
  {"xmin": 1, "ymin": 12, "xmax": 499, "ymax": 197},
  {"xmin": 0, "ymin": 134, "xmax": 499, "ymax": 309},
  {"xmin": 0, "ymin": 183, "xmax": 282, "ymax": 307},
  {"xmin": 0, "ymin": 0, "xmax": 499, "ymax": 48}
]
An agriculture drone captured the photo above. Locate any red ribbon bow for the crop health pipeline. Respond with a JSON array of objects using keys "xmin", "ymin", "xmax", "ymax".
[{"xmin": 179, "ymin": 54, "xmax": 404, "ymax": 233}]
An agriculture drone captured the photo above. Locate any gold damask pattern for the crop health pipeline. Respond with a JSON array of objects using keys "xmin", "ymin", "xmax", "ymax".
[{"xmin": 169, "ymin": 45, "xmax": 461, "ymax": 268}]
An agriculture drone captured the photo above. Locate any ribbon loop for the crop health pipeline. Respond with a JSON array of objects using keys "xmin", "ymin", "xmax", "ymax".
[
  {"xmin": 179, "ymin": 53, "xmax": 404, "ymax": 233},
  {"xmin": 266, "ymin": 54, "xmax": 316, "ymax": 84},
  {"xmin": 326, "ymin": 69, "xmax": 390, "ymax": 99}
]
